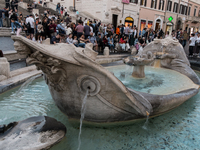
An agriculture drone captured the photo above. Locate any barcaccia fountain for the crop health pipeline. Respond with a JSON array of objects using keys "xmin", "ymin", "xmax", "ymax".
[{"xmin": 11, "ymin": 36, "xmax": 200, "ymax": 126}]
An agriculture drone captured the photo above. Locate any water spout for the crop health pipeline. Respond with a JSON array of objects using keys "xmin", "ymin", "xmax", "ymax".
[
  {"xmin": 142, "ymin": 111, "xmax": 150, "ymax": 130},
  {"xmin": 153, "ymin": 59, "xmax": 161, "ymax": 68},
  {"xmin": 15, "ymin": 75, "xmax": 41, "ymax": 96},
  {"xmin": 77, "ymin": 89, "xmax": 89, "ymax": 150}
]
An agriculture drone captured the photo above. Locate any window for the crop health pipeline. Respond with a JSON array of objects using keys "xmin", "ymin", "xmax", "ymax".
[
  {"xmin": 184, "ymin": 6, "xmax": 188, "ymax": 15},
  {"xmin": 148, "ymin": 21, "xmax": 153, "ymax": 29},
  {"xmin": 173, "ymin": 3, "xmax": 178, "ymax": 13},
  {"xmin": 194, "ymin": 7, "xmax": 197, "ymax": 16},
  {"xmin": 179, "ymin": 5, "xmax": 186, "ymax": 15},
  {"xmin": 140, "ymin": 0, "xmax": 147, "ymax": 6},
  {"xmin": 140, "ymin": 20, "xmax": 146, "ymax": 31},
  {"xmin": 167, "ymin": 1, "xmax": 172, "ymax": 11},
  {"xmin": 188, "ymin": 6, "xmax": 191, "ymax": 16},
  {"xmin": 179, "ymin": 5, "xmax": 182, "ymax": 14},
  {"xmin": 159, "ymin": 0, "xmax": 164, "ymax": 10},
  {"xmin": 130, "ymin": 0, "xmax": 138, "ymax": 3},
  {"xmin": 151, "ymin": 0, "xmax": 157, "ymax": 9}
]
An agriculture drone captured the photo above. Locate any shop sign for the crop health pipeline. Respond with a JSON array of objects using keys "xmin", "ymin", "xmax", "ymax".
[{"xmin": 122, "ymin": 0, "xmax": 130, "ymax": 4}]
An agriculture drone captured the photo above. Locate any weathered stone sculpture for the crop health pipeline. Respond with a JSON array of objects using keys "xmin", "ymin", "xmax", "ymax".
[
  {"xmin": 12, "ymin": 36, "xmax": 200, "ymax": 126},
  {"xmin": 0, "ymin": 57, "xmax": 10, "ymax": 82},
  {"xmin": 124, "ymin": 51, "xmax": 154, "ymax": 78},
  {"xmin": 143, "ymin": 36, "xmax": 200, "ymax": 85},
  {"xmin": 0, "ymin": 116, "xmax": 66, "ymax": 150}
]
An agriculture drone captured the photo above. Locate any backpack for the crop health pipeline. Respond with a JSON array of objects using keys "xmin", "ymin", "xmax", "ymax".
[{"xmin": 26, "ymin": 22, "xmax": 31, "ymax": 30}]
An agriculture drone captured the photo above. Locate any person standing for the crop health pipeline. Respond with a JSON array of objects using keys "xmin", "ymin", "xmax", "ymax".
[
  {"xmin": 14, "ymin": 0, "xmax": 18, "ymax": 10},
  {"xmin": 60, "ymin": 5, "xmax": 64, "ymax": 15},
  {"xmin": 10, "ymin": 12, "xmax": 18, "ymax": 33},
  {"xmin": 124, "ymin": 24, "xmax": 130, "ymax": 37},
  {"xmin": 4, "ymin": 8, "xmax": 10, "ymax": 27},
  {"xmin": 56, "ymin": 3, "xmax": 60, "ymax": 14},
  {"xmin": 26, "ymin": 14, "xmax": 35, "ymax": 39},
  {"xmin": 75, "ymin": 21, "xmax": 84, "ymax": 39},
  {"xmin": 189, "ymin": 33, "xmax": 196, "ymax": 57},
  {"xmin": 84, "ymin": 23, "xmax": 90, "ymax": 39},
  {"xmin": 0, "ymin": 9, "xmax": 4, "ymax": 28},
  {"xmin": 195, "ymin": 33, "xmax": 200, "ymax": 56},
  {"xmin": 10, "ymin": 0, "xmax": 15, "ymax": 11},
  {"xmin": 5, "ymin": 0, "xmax": 10, "ymax": 10},
  {"xmin": 182, "ymin": 30, "xmax": 189, "ymax": 48}
]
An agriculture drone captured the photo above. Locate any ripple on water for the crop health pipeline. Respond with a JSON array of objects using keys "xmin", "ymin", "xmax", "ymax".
[{"xmin": 1, "ymin": 73, "xmax": 200, "ymax": 149}]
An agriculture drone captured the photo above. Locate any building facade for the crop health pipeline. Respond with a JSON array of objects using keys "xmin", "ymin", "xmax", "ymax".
[
  {"xmin": 139, "ymin": 0, "xmax": 200, "ymax": 34},
  {"xmin": 75, "ymin": 0, "xmax": 140, "ymax": 29}
]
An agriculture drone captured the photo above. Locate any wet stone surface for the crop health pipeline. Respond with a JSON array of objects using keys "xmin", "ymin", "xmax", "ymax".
[
  {"xmin": 10, "ymin": 61, "xmax": 27, "ymax": 71},
  {"xmin": 0, "ymin": 37, "xmax": 14, "ymax": 51}
]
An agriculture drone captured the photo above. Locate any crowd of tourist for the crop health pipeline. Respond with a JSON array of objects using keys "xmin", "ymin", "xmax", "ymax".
[{"xmin": 1, "ymin": 1, "xmax": 200, "ymax": 55}]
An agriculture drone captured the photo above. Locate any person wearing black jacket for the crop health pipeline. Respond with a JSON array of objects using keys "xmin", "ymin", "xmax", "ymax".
[
  {"xmin": 10, "ymin": 0, "xmax": 15, "ymax": 11},
  {"xmin": 4, "ymin": 8, "xmax": 10, "ymax": 27},
  {"xmin": 0, "ymin": 9, "xmax": 4, "ymax": 27},
  {"xmin": 14, "ymin": 0, "xmax": 18, "ymax": 10},
  {"xmin": 10, "ymin": 12, "xmax": 18, "ymax": 33},
  {"xmin": 5, "ymin": 0, "xmax": 10, "ymax": 10}
]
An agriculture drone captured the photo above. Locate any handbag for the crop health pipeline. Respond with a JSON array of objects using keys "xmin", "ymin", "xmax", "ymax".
[{"xmin": 195, "ymin": 40, "xmax": 200, "ymax": 46}]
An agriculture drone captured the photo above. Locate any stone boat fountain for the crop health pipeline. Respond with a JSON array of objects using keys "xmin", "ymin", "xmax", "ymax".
[{"xmin": 11, "ymin": 36, "xmax": 200, "ymax": 126}]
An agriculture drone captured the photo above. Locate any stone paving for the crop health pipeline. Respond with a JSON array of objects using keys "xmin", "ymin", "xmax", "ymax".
[{"xmin": 0, "ymin": 37, "xmax": 14, "ymax": 52}]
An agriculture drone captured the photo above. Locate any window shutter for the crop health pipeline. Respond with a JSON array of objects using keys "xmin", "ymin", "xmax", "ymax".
[
  {"xmin": 144, "ymin": 0, "xmax": 147, "ymax": 6},
  {"xmin": 159, "ymin": 0, "xmax": 161, "ymax": 10},
  {"xmin": 162, "ymin": 0, "xmax": 165, "ymax": 10},
  {"xmin": 151, "ymin": 0, "xmax": 153, "ymax": 8},
  {"xmin": 154, "ymin": 0, "xmax": 157, "ymax": 9},
  {"xmin": 169, "ymin": 1, "xmax": 172, "ymax": 11}
]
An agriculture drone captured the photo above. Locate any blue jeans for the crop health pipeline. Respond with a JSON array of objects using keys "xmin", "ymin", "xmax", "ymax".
[
  {"xmin": 182, "ymin": 40, "xmax": 187, "ymax": 48},
  {"xmin": 11, "ymin": 22, "xmax": 16, "ymax": 32},
  {"xmin": 0, "ymin": 18, "xmax": 3, "ymax": 27},
  {"xmin": 14, "ymin": 21, "xmax": 22, "ymax": 29},
  {"xmin": 78, "ymin": 43, "xmax": 85, "ymax": 48},
  {"xmin": 108, "ymin": 43, "xmax": 114, "ymax": 49}
]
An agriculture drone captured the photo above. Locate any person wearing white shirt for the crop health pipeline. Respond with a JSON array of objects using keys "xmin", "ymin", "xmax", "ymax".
[
  {"xmin": 66, "ymin": 33, "xmax": 73, "ymax": 44},
  {"xmin": 26, "ymin": 14, "xmax": 35, "ymax": 39},
  {"xmin": 84, "ymin": 18, "xmax": 87, "ymax": 26},
  {"xmin": 90, "ymin": 24, "xmax": 93, "ymax": 34},
  {"xmin": 189, "ymin": 33, "xmax": 196, "ymax": 57},
  {"xmin": 66, "ymin": 25, "xmax": 72, "ymax": 35},
  {"xmin": 196, "ymin": 33, "xmax": 200, "ymax": 56}
]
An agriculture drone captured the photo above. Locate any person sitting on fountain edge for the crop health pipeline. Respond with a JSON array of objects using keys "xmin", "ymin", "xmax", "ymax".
[{"xmin": 51, "ymin": 33, "xmax": 64, "ymax": 44}]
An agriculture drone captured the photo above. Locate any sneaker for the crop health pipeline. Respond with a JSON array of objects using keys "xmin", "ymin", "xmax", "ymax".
[{"xmin": 11, "ymin": 31, "xmax": 14, "ymax": 34}]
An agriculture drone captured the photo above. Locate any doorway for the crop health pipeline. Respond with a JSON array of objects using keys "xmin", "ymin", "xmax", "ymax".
[
  {"xmin": 112, "ymin": 14, "xmax": 118, "ymax": 31},
  {"xmin": 125, "ymin": 17, "xmax": 134, "ymax": 27},
  {"xmin": 176, "ymin": 20, "xmax": 182, "ymax": 30}
]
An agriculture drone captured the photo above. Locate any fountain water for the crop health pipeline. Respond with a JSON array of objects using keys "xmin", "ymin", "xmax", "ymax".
[
  {"xmin": 153, "ymin": 59, "xmax": 161, "ymax": 68},
  {"xmin": 142, "ymin": 111, "xmax": 150, "ymax": 130},
  {"xmin": 15, "ymin": 75, "xmax": 41, "ymax": 96},
  {"xmin": 77, "ymin": 89, "xmax": 89, "ymax": 150}
]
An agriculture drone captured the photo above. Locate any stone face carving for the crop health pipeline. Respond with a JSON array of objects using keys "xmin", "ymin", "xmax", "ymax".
[
  {"xmin": 11, "ymin": 35, "xmax": 200, "ymax": 126},
  {"xmin": 14, "ymin": 41, "xmax": 31, "ymax": 55},
  {"xmin": 26, "ymin": 51, "xmax": 67, "ymax": 92}
]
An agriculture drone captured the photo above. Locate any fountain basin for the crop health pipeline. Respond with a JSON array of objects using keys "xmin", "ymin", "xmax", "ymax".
[{"xmin": 10, "ymin": 36, "xmax": 200, "ymax": 126}]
